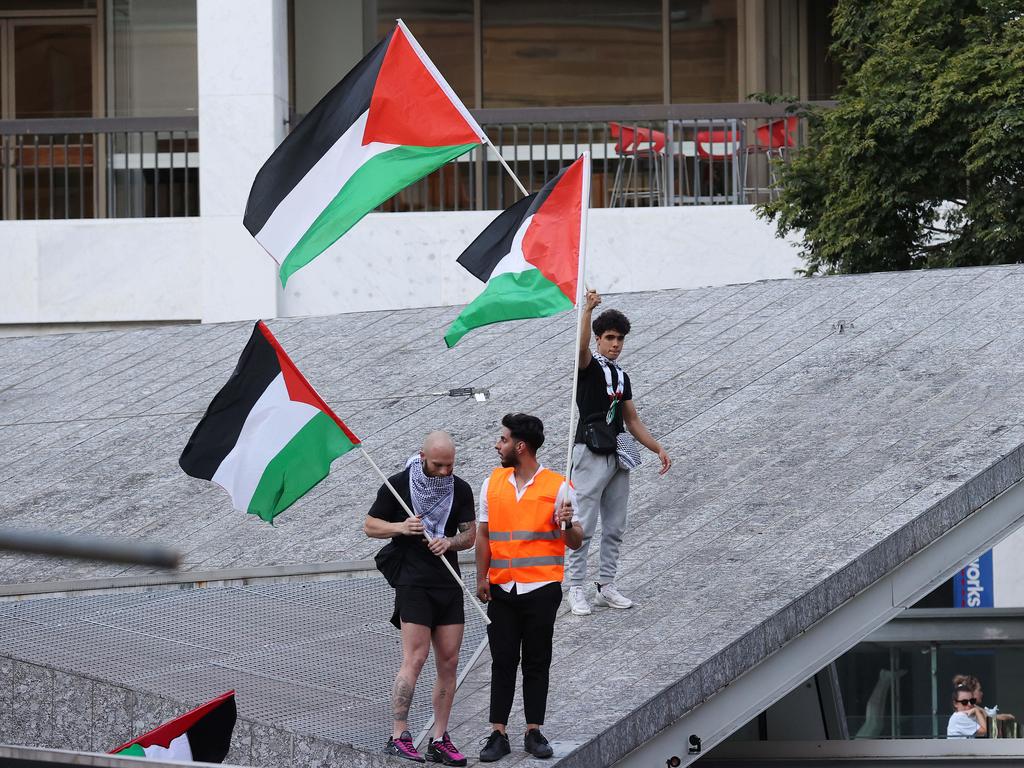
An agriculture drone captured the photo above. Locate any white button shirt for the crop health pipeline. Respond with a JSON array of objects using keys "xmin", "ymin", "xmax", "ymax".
[{"xmin": 478, "ymin": 466, "xmax": 579, "ymax": 594}]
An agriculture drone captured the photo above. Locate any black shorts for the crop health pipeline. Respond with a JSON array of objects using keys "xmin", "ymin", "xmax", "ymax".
[{"xmin": 395, "ymin": 585, "xmax": 464, "ymax": 628}]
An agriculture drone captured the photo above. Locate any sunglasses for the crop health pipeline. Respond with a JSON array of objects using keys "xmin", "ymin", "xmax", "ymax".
[{"xmin": 956, "ymin": 698, "xmax": 977, "ymax": 706}]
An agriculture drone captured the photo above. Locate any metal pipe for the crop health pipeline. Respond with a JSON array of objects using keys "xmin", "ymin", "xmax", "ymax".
[{"xmin": 0, "ymin": 528, "xmax": 180, "ymax": 569}]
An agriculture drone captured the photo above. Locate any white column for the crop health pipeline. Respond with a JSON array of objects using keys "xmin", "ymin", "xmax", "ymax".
[{"xmin": 196, "ymin": 0, "xmax": 287, "ymax": 323}]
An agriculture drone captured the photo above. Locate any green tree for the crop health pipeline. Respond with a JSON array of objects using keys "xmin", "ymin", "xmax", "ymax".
[{"xmin": 759, "ymin": 0, "xmax": 1024, "ymax": 274}]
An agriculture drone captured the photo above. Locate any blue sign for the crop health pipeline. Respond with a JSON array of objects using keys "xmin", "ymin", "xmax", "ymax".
[{"xmin": 953, "ymin": 550, "xmax": 994, "ymax": 608}]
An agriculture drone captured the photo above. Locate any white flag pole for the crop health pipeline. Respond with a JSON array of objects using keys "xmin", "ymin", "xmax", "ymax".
[
  {"xmin": 482, "ymin": 137, "xmax": 530, "ymax": 198},
  {"xmin": 358, "ymin": 446, "xmax": 491, "ymax": 625},
  {"xmin": 562, "ymin": 152, "xmax": 591, "ymax": 529}
]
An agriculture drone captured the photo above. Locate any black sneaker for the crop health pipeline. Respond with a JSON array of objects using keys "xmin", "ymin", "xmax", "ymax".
[
  {"xmin": 479, "ymin": 729, "xmax": 511, "ymax": 762},
  {"xmin": 524, "ymin": 728, "xmax": 553, "ymax": 759},
  {"xmin": 385, "ymin": 730, "xmax": 426, "ymax": 763}
]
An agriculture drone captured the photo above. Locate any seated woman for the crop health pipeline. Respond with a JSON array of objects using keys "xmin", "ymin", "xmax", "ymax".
[{"xmin": 947, "ymin": 685, "xmax": 988, "ymax": 738}]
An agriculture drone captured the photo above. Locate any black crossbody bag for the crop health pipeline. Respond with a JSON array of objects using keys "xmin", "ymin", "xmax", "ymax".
[{"xmin": 584, "ymin": 412, "xmax": 618, "ymax": 454}]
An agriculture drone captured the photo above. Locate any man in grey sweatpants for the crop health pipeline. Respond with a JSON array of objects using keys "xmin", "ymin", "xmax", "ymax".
[{"xmin": 565, "ymin": 290, "xmax": 671, "ymax": 615}]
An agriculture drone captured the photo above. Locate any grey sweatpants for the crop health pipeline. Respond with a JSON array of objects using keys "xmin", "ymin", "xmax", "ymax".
[{"xmin": 566, "ymin": 443, "xmax": 631, "ymax": 586}]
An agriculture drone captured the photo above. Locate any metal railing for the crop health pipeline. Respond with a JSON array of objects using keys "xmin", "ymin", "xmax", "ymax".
[
  {"xmin": 0, "ymin": 103, "xmax": 827, "ymax": 221},
  {"xmin": 0, "ymin": 116, "xmax": 199, "ymax": 220},
  {"xmin": 377, "ymin": 102, "xmax": 831, "ymax": 213}
]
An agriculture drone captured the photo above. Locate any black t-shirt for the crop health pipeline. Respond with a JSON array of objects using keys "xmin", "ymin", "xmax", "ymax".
[
  {"xmin": 368, "ymin": 467, "xmax": 475, "ymax": 588},
  {"xmin": 574, "ymin": 357, "xmax": 633, "ymax": 443}
]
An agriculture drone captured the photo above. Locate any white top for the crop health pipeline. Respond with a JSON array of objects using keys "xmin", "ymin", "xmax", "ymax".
[
  {"xmin": 947, "ymin": 711, "xmax": 980, "ymax": 738},
  {"xmin": 478, "ymin": 466, "xmax": 578, "ymax": 595}
]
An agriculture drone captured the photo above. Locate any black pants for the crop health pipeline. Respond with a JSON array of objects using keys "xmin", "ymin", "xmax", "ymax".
[{"xmin": 487, "ymin": 582, "xmax": 562, "ymax": 726}]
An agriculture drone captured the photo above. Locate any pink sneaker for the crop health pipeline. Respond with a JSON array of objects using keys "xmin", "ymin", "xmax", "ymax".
[
  {"xmin": 385, "ymin": 730, "xmax": 425, "ymax": 763},
  {"xmin": 427, "ymin": 731, "xmax": 467, "ymax": 766}
]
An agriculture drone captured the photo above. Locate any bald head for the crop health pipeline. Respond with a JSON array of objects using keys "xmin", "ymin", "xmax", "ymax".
[{"xmin": 420, "ymin": 431, "xmax": 456, "ymax": 477}]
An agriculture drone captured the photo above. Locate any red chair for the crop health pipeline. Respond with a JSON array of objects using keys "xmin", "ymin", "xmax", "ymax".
[
  {"xmin": 742, "ymin": 116, "xmax": 800, "ymax": 200},
  {"xmin": 689, "ymin": 126, "xmax": 742, "ymax": 203},
  {"xmin": 695, "ymin": 128, "xmax": 741, "ymax": 160},
  {"xmin": 609, "ymin": 122, "xmax": 667, "ymax": 207}
]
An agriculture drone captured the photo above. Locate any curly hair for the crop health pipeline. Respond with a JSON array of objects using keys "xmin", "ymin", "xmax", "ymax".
[{"xmin": 593, "ymin": 308, "xmax": 631, "ymax": 337}]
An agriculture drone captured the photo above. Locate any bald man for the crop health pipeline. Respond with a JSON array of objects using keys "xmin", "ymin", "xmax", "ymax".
[{"xmin": 364, "ymin": 431, "xmax": 476, "ymax": 765}]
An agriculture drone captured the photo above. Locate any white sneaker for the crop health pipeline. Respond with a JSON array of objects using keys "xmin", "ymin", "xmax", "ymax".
[
  {"xmin": 567, "ymin": 585, "xmax": 591, "ymax": 615},
  {"xmin": 594, "ymin": 583, "xmax": 633, "ymax": 609}
]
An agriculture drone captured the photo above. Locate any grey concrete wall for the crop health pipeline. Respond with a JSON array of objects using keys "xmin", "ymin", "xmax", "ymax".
[{"xmin": 0, "ymin": 657, "xmax": 393, "ymax": 768}]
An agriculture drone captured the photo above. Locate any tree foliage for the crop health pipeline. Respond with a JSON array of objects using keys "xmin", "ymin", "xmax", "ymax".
[{"xmin": 759, "ymin": 0, "xmax": 1024, "ymax": 274}]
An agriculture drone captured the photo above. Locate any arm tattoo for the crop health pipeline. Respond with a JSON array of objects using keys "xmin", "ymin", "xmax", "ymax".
[
  {"xmin": 392, "ymin": 675, "xmax": 415, "ymax": 722},
  {"xmin": 447, "ymin": 522, "xmax": 475, "ymax": 552}
]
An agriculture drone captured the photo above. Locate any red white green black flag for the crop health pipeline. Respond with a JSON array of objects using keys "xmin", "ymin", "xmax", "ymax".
[
  {"xmin": 444, "ymin": 155, "xmax": 589, "ymax": 347},
  {"xmin": 112, "ymin": 690, "xmax": 236, "ymax": 763},
  {"xmin": 179, "ymin": 322, "xmax": 360, "ymax": 523},
  {"xmin": 244, "ymin": 20, "xmax": 486, "ymax": 286}
]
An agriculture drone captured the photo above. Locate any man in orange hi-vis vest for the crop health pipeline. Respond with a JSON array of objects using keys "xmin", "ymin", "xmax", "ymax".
[{"xmin": 475, "ymin": 413, "xmax": 583, "ymax": 762}]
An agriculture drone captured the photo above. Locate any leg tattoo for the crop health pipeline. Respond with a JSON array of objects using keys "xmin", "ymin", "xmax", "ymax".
[{"xmin": 393, "ymin": 675, "xmax": 415, "ymax": 722}]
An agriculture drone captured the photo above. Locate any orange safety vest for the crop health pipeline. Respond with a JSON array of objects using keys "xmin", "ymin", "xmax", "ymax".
[{"xmin": 486, "ymin": 466, "xmax": 566, "ymax": 584}]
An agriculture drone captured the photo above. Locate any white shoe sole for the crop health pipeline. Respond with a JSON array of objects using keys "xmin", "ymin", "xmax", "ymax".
[{"xmin": 594, "ymin": 595, "xmax": 633, "ymax": 609}]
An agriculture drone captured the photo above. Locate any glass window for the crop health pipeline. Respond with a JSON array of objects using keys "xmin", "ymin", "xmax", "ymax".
[
  {"xmin": 836, "ymin": 642, "xmax": 1024, "ymax": 739},
  {"xmin": 106, "ymin": 0, "xmax": 196, "ymax": 116},
  {"xmin": 670, "ymin": 0, "xmax": 737, "ymax": 102},
  {"xmin": 13, "ymin": 22, "xmax": 93, "ymax": 118},
  {"xmin": 377, "ymin": 0, "xmax": 475, "ymax": 107},
  {"xmin": 482, "ymin": 0, "xmax": 662, "ymax": 107}
]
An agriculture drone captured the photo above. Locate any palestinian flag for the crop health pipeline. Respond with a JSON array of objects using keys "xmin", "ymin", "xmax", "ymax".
[
  {"xmin": 444, "ymin": 154, "xmax": 590, "ymax": 347},
  {"xmin": 179, "ymin": 321, "xmax": 360, "ymax": 523},
  {"xmin": 112, "ymin": 690, "xmax": 236, "ymax": 762},
  {"xmin": 244, "ymin": 20, "xmax": 486, "ymax": 286}
]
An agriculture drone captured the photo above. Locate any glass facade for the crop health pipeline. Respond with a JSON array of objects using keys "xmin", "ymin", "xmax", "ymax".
[
  {"xmin": 12, "ymin": 21, "xmax": 93, "ymax": 118},
  {"xmin": 106, "ymin": 0, "xmax": 197, "ymax": 117},
  {"xmin": 375, "ymin": 0, "xmax": 836, "ymax": 109},
  {"xmin": 377, "ymin": 0, "xmax": 474, "ymax": 106},
  {"xmin": 482, "ymin": 0, "xmax": 662, "ymax": 107},
  {"xmin": 837, "ymin": 643, "xmax": 1024, "ymax": 739},
  {"xmin": 104, "ymin": 1, "xmax": 198, "ymax": 218},
  {"xmin": 670, "ymin": 0, "xmax": 737, "ymax": 102}
]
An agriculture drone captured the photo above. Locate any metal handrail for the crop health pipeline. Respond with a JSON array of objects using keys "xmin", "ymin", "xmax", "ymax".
[
  {"xmin": 0, "ymin": 116, "xmax": 200, "ymax": 219},
  {"xmin": 471, "ymin": 100, "xmax": 835, "ymax": 124},
  {"xmin": 0, "ymin": 116, "xmax": 198, "ymax": 136},
  {"xmin": 288, "ymin": 100, "xmax": 837, "ymax": 128}
]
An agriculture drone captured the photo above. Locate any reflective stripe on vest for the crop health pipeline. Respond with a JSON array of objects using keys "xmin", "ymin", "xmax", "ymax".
[
  {"xmin": 489, "ymin": 555, "xmax": 565, "ymax": 569},
  {"xmin": 486, "ymin": 466, "xmax": 566, "ymax": 585},
  {"xmin": 488, "ymin": 530, "xmax": 563, "ymax": 542}
]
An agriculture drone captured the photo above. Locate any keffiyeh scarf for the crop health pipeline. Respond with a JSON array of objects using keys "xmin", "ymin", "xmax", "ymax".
[
  {"xmin": 593, "ymin": 352, "xmax": 642, "ymax": 471},
  {"xmin": 406, "ymin": 454, "xmax": 455, "ymax": 539}
]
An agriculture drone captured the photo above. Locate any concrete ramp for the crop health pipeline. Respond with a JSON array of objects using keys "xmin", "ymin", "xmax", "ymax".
[{"xmin": 2, "ymin": 266, "xmax": 1023, "ymax": 765}]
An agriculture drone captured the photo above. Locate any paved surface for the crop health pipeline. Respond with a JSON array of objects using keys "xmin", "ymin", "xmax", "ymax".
[{"xmin": 2, "ymin": 266, "xmax": 1024, "ymax": 766}]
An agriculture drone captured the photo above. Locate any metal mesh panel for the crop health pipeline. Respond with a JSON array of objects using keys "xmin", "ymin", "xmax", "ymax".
[
  {"xmin": 0, "ymin": 617, "xmax": 40, "ymax": 644},
  {"xmin": 90, "ymin": 588, "xmax": 350, "ymax": 654},
  {"xmin": 0, "ymin": 571, "xmax": 489, "ymax": 752},
  {"xmin": 0, "ymin": 590, "xmax": 164, "ymax": 626},
  {"xmin": 1, "ymin": 621, "xmax": 222, "ymax": 683}
]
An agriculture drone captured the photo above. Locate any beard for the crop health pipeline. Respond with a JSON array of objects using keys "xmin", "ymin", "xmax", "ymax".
[{"xmin": 498, "ymin": 451, "xmax": 517, "ymax": 469}]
